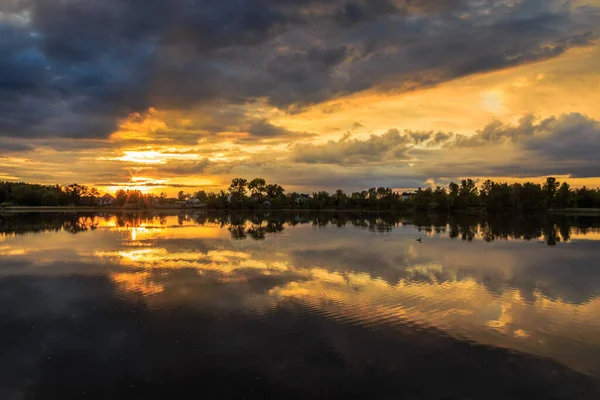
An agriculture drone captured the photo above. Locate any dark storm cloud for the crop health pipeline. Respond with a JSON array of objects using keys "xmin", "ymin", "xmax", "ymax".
[
  {"xmin": 238, "ymin": 118, "xmax": 315, "ymax": 143},
  {"xmin": 1, "ymin": 0, "xmax": 599, "ymax": 139},
  {"xmin": 453, "ymin": 114, "xmax": 538, "ymax": 147},
  {"xmin": 407, "ymin": 131, "xmax": 438, "ymax": 145},
  {"xmin": 0, "ymin": 140, "xmax": 33, "ymax": 152},
  {"xmin": 246, "ymin": 119, "xmax": 297, "ymax": 138},
  {"xmin": 160, "ymin": 159, "xmax": 212, "ymax": 176},
  {"xmin": 452, "ymin": 113, "xmax": 600, "ymax": 171},
  {"xmin": 428, "ymin": 131, "xmax": 456, "ymax": 147},
  {"xmin": 292, "ymin": 129, "xmax": 412, "ymax": 164},
  {"xmin": 524, "ymin": 113, "xmax": 600, "ymax": 163},
  {"xmin": 290, "ymin": 127, "xmax": 456, "ymax": 165},
  {"xmin": 423, "ymin": 113, "xmax": 600, "ymax": 178}
]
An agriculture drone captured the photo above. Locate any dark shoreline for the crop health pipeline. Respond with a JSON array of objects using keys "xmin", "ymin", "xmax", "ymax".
[
  {"xmin": 2, "ymin": 206, "xmax": 600, "ymax": 216},
  {"xmin": 549, "ymin": 208, "xmax": 600, "ymax": 216},
  {"xmin": 0, "ymin": 206, "xmax": 409, "ymax": 213}
]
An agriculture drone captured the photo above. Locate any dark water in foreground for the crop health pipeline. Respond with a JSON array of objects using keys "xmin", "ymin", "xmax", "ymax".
[{"xmin": 1, "ymin": 212, "xmax": 600, "ymax": 399}]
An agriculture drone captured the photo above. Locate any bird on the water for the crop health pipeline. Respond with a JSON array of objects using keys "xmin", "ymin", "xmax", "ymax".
[{"xmin": 416, "ymin": 238, "xmax": 422, "ymax": 243}]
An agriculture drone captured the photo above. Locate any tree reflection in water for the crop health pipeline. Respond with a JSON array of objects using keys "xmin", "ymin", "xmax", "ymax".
[{"xmin": 2, "ymin": 211, "xmax": 598, "ymax": 246}]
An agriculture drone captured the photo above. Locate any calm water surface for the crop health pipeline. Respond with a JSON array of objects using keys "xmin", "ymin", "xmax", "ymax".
[{"xmin": 1, "ymin": 212, "xmax": 600, "ymax": 399}]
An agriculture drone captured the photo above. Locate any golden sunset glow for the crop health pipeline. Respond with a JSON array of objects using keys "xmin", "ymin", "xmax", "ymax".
[
  {"xmin": 2, "ymin": 0, "xmax": 600, "ymax": 195},
  {"xmin": 90, "ymin": 42, "xmax": 600, "ymax": 195}
]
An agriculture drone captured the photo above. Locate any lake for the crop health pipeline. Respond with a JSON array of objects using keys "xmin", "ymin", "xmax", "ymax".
[{"xmin": 1, "ymin": 211, "xmax": 600, "ymax": 399}]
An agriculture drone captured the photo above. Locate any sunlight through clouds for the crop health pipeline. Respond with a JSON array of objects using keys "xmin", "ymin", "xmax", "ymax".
[{"xmin": 1, "ymin": 0, "xmax": 600, "ymax": 193}]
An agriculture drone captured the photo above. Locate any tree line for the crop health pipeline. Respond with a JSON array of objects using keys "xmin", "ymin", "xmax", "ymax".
[
  {"xmin": 0, "ymin": 182, "xmax": 99, "ymax": 207},
  {"xmin": 2, "ymin": 177, "xmax": 600, "ymax": 211},
  {"xmin": 411, "ymin": 178, "xmax": 600, "ymax": 212},
  {"xmin": 176, "ymin": 177, "xmax": 600, "ymax": 211}
]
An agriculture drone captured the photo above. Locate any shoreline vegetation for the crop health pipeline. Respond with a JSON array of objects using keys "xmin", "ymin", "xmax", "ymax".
[
  {"xmin": 2, "ymin": 207, "xmax": 600, "ymax": 216},
  {"xmin": 2, "ymin": 177, "xmax": 600, "ymax": 214}
]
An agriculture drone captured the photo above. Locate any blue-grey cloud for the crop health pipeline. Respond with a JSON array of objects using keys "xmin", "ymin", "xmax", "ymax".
[
  {"xmin": 292, "ymin": 129, "xmax": 413, "ymax": 164},
  {"xmin": 0, "ymin": 140, "xmax": 33, "ymax": 152},
  {"xmin": 425, "ymin": 113, "xmax": 600, "ymax": 178},
  {"xmin": 159, "ymin": 159, "xmax": 212, "ymax": 176},
  {"xmin": 0, "ymin": 0, "xmax": 599, "ymax": 141}
]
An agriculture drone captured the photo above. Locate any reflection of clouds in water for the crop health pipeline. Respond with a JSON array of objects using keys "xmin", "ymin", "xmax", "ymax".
[
  {"xmin": 114, "ymin": 224, "xmax": 600, "ymax": 376},
  {"xmin": 2, "ymin": 213, "xmax": 600, "ymax": 379},
  {"xmin": 285, "ymin": 229, "xmax": 600, "ymax": 305},
  {"xmin": 3, "ymin": 215, "xmax": 600, "ymax": 308},
  {"xmin": 3, "ymin": 274, "xmax": 599, "ymax": 400},
  {"xmin": 269, "ymin": 268, "xmax": 600, "ymax": 377}
]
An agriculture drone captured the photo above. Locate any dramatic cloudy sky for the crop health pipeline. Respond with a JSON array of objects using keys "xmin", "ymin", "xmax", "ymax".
[{"xmin": 1, "ymin": 0, "xmax": 600, "ymax": 194}]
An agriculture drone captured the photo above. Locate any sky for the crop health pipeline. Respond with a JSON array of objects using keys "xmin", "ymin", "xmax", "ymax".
[{"xmin": 1, "ymin": 0, "xmax": 600, "ymax": 195}]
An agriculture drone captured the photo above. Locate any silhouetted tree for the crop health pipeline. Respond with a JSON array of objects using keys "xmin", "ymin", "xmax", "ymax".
[
  {"xmin": 265, "ymin": 183, "xmax": 284, "ymax": 198},
  {"xmin": 115, "ymin": 190, "xmax": 128, "ymax": 206},
  {"xmin": 575, "ymin": 187, "xmax": 596, "ymax": 208},
  {"xmin": 228, "ymin": 178, "xmax": 248, "ymax": 207},
  {"xmin": 448, "ymin": 182, "xmax": 459, "ymax": 210},
  {"xmin": 248, "ymin": 178, "xmax": 267, "ymax": 198},
  {"xmin": 555, "ymin": 182, "xmax": 572, "ymax": 209},
  {"xmin": 177, "ymin": 191, "xmax": 191, "ymax": 201},
  {"xmin": 0, "ymin": 188, "xmax": 9, "ymax": 204},
  {"xmin": 457, "ymin": 179, "xmax": 478, "ymax": 209},
  {"xmin": 542, "ymin": 177, "xmax": 559, "ymax": 208}
]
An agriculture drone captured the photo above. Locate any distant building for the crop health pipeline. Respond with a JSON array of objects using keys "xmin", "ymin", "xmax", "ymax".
[
  {"xmin": 401, "ymin": 192, "xmax": 416, "ymax": 201},
  {"xmin": 185, "ymin": 198, "xmax": 204, "ymax": 208},
  {"xmin": 295, "ymin": 194, "xmax": 310, "ymax": 205},
  {"xmin": 97, "ymin": 193, "xmax": 115, "ymax": 206}
]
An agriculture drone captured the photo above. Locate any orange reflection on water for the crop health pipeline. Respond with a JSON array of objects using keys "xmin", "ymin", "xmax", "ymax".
[
  {"xmin": 112, "ymin": 272, "xmax": 164, "ymax": 295},
  {"xmin": 0, "ymin": 245, "xmax": 26, "ymax": 256},
  {"xmin": 570, "ymin": 229, "xmax": 600, "ymax": 241},
  {"xmin": 95, "ymin": 216, "xmax": 228, "ymax": 242},
  {"xmin": 97, "ymin": 245, "xmax": 292, "ymax": 277}
]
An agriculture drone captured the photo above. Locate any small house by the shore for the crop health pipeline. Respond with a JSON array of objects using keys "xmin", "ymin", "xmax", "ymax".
[
  {"xmin": 185, "ymin": 198, "xmax": 205, "ymax": 208},
  {"xmin": 97, "ymin": 193, "xmax": 115, "ymax": 206},
  {"xmin": 295, "ymin": 194, "xmax": 310, "ymax": 205},
  {"xmin": 401, "ymin": 191, "xmax": 416, "ymax": 201}
]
